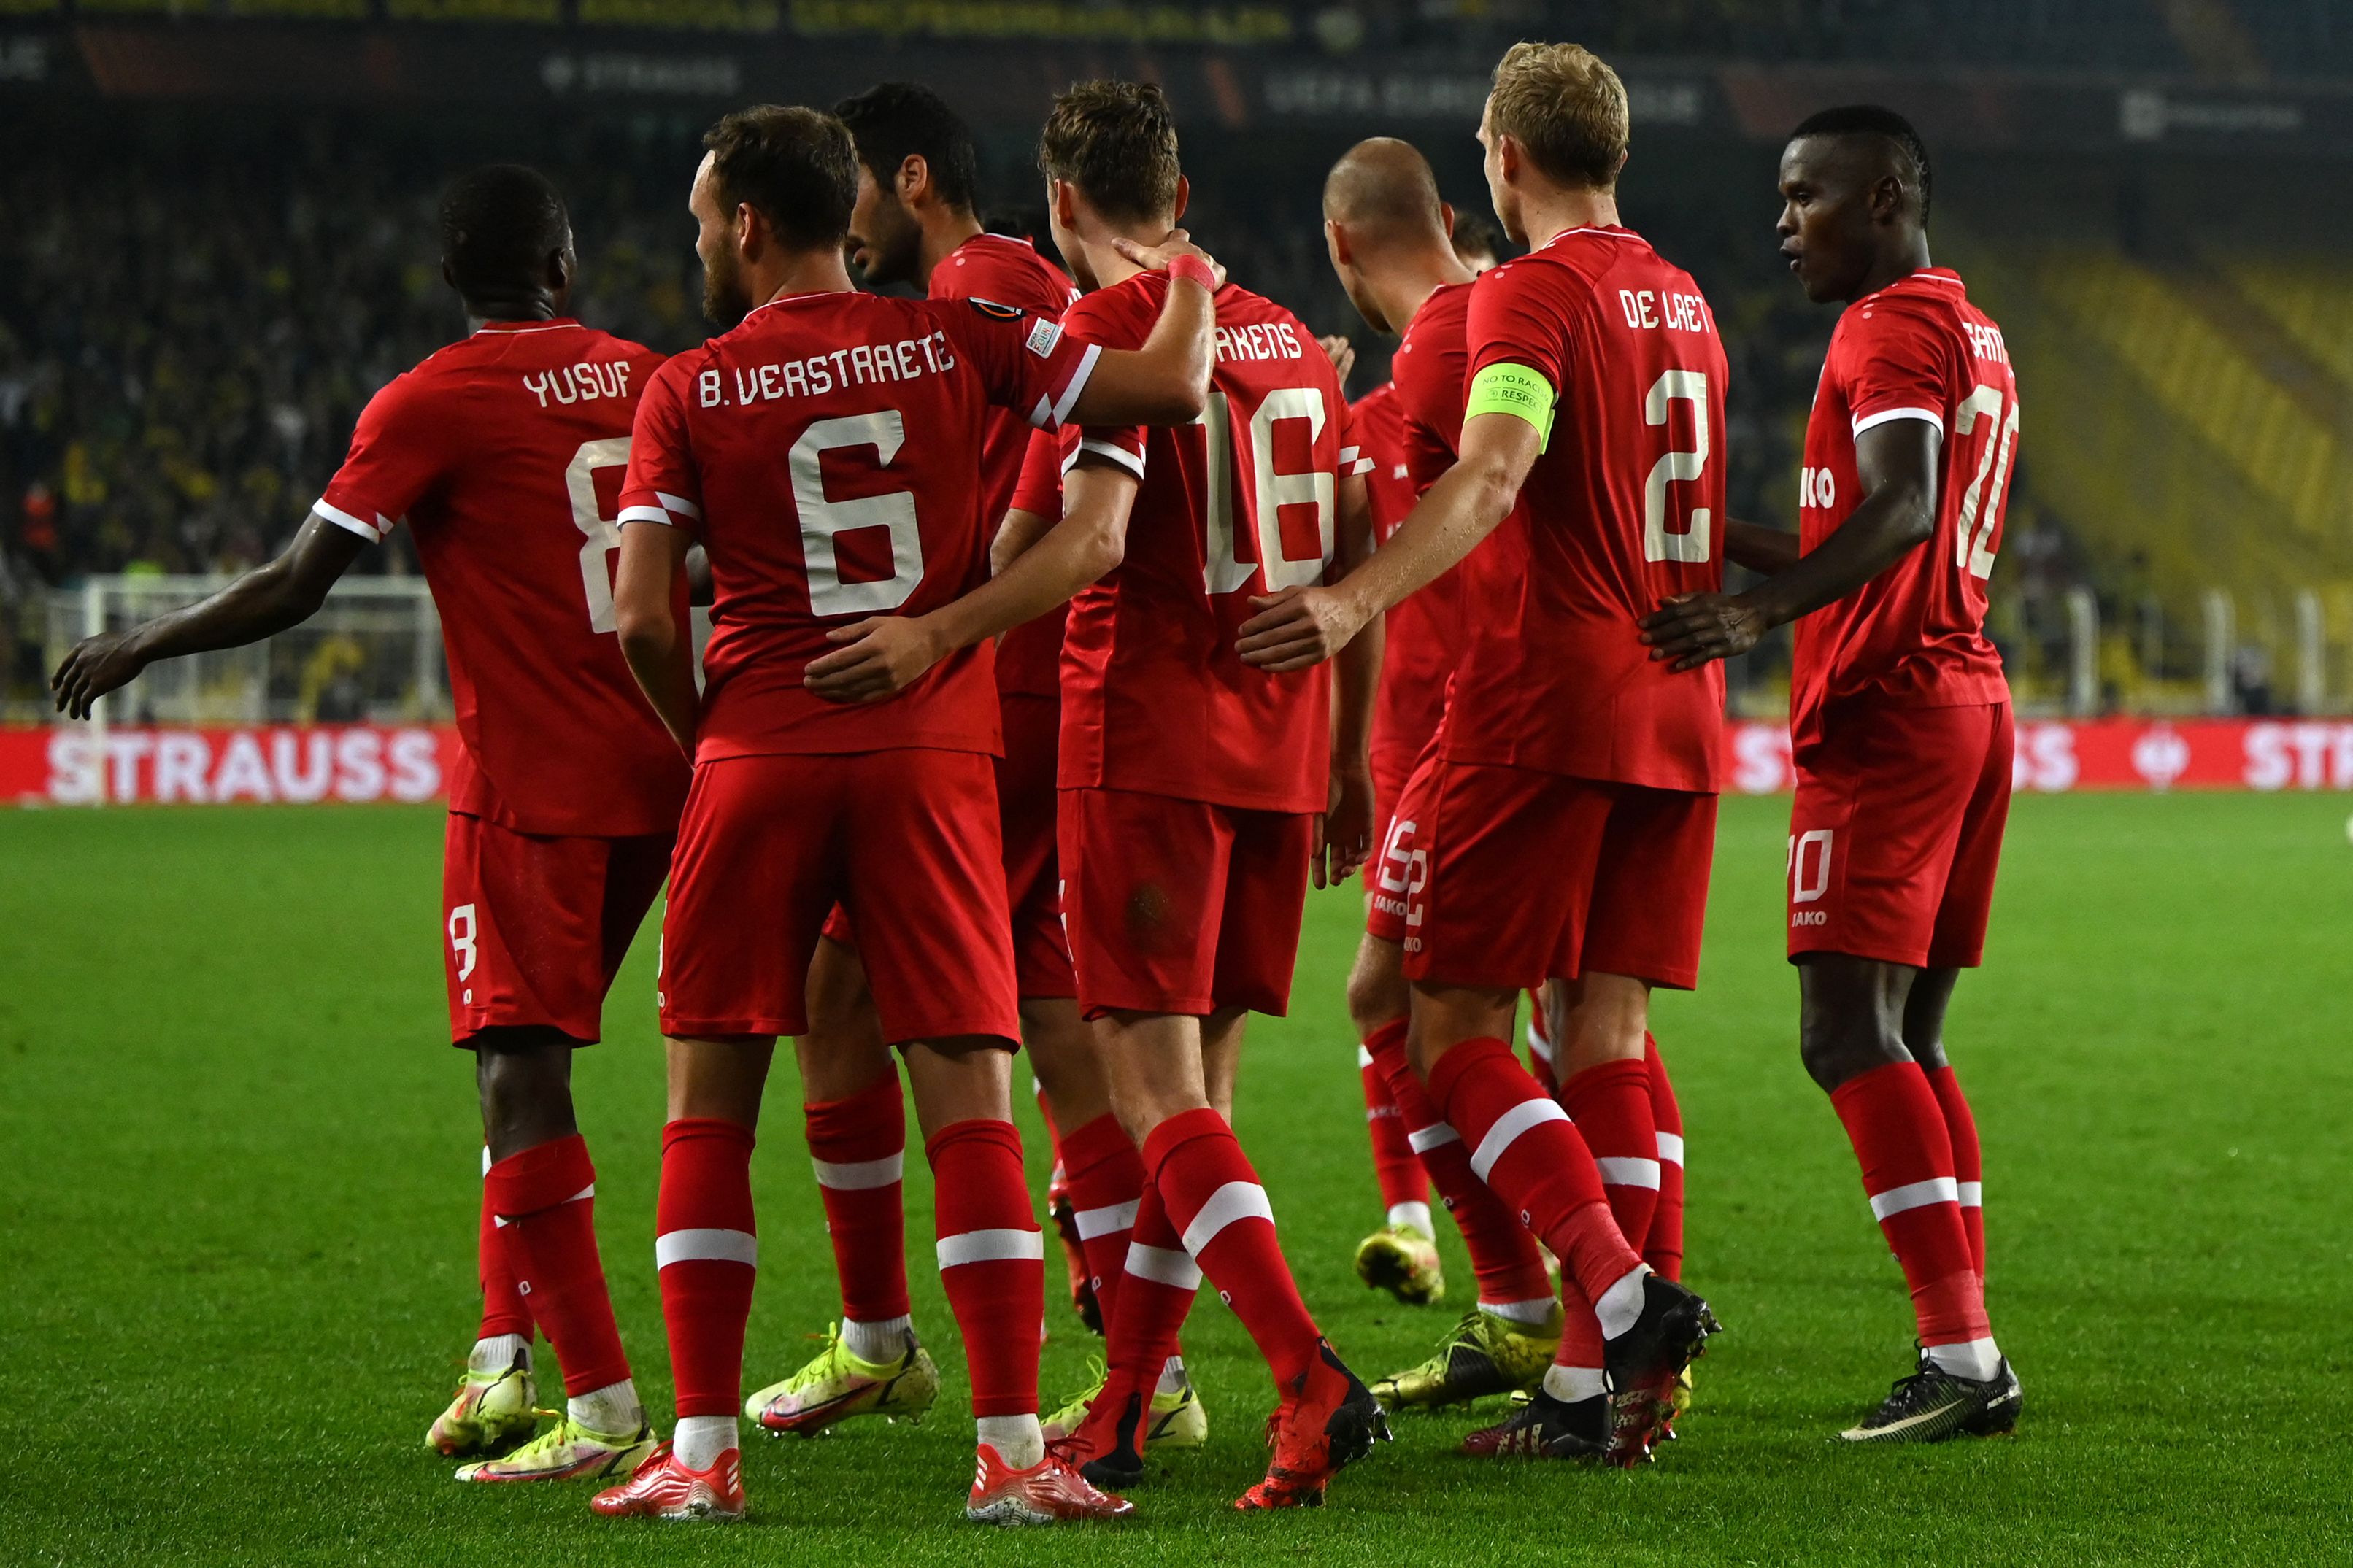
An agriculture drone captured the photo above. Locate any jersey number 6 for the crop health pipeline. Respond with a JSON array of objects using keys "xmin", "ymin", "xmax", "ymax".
[{"xmin": 793, "ymin": 411, "xmax": 925, "ymax": 617}]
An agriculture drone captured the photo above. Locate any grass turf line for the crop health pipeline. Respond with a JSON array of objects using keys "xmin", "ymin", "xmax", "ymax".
[{"xmin": 0, "ymin": 794, "xmax": 2345, "ymax": 1565}]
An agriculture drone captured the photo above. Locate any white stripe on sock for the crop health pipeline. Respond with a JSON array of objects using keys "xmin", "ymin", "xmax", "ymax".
[
  {"xmin": 1355, "ymin": 1044, "xmax": 1375, "ymax": 1067},
  {"xmin": 1542, "ymin": 1364, "xmax": 1606, "ymax": 1402},
  {"xmin": 1957, "ymin": 1181, "xmax": 1983, "ymax": 1208},
  {"xmin": 936, "ymin": 1228, "xmax": 1045, "ymax": 1269},
  {"xmin": 1179, "ymin": 1181, "xmax": 1275, "ymax": 1256},
  {"xmin": 1655, "ymin": 1131, "xmax": 1684, "ymax": 1166},
  {"xmin": 1869, "ymin": 1176, "xmax": 1961, "ymax": 1221},
  {"xmin": 1595, "ymin": 1156, "xmax": 1662, "ymax": 1190},
  {"xmin": 1387, "ymin": 1201, "xmax": 1433, "ymax": 1236},
  {"xmin": 1479, "ymin": 1297, "xmax": 1557, "ymax": 1327},
  {"xmin": 655, "ymin": 1227, "xmax": 758, "ymax": 1268},
  {"xmin": 1123, "ymin": 1242, "xmax": 1202, "ymax": 1289},
  {"xmin": 1596, "ymin": 1265, "xmax": 1650, "ymax": 1340},
  {"xmin": 812, "ymin": 1153, "xmax": 903, "ymax": 1191},
  {"xmin": 1923, "ymin": 1335, "xmax": 2001, "ymax": 1383},
  {"xmin": 1524, "ymin": 1023, "xmax": 1553, "ymax": 1063},
  {"xmin": 1469, "ymin": 1097, "xmax": 1569, "ymax": 1183},
  {"xmin": 1406, "ymin": 1122, "xmax": 1461, "ymax": 1154},
  {"xmin": 1074, "ymin": 1199, "xmax": 1139, "ymax": 1240}
]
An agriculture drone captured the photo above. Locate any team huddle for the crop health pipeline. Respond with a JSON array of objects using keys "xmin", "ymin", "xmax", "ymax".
[{"xmin": 51, "ymin": 38, "xmax": 2024, "ymax": 1526}]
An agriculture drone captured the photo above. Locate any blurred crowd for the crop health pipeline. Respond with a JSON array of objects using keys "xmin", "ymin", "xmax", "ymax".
[{"xmin": 0, "ymin": 109, "xmax": 2073, "ymax": 709}]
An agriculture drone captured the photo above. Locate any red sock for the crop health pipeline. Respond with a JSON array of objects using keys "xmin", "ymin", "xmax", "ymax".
[
  {"xmin": 1552, "ymin": 1274, "xmax": 1607, "ymax": 1380},
  {"xmin": 1143, "ymin": 1108, "xmax": 1320, "ymax": 1391},
  {"xmin": 1922, "ymin": 1063, "xmax": 1985, "ymax": 1280},
  {"xmin": 486, "ymin": 1133, "xmax": 631, "ymax": 1399},
  {"xmin": 1060, "ymin": 1112, "xmax": 1145, "ymax": 1334},
  {"xmin": 1359, "ymin": 1018, "xmax": 1429, "ymax": 1216},
  {"xmin": 804, "ymin": 1071, "xmax": 911, "ymax": 1326},
  {"xmin": 1830, "ymin": 1062, "xmax": 1990, "ymax": 1351},
  {"xmin": 1425, "ymin": 1037, "xmax": 1641, "ymax": 1313},
  {"xmin": 1101, "ymin": 1175, "xmax": 1196, "ymax": 1406},
  {"xmin": 1646, "ymin": 1035, "xmax": 1685, "ymax": 1282},
  {"xmin": 926, "ymin": 1119, "xmax": 1044, "ymax": 1418},
  {"xmin": 1378, "ymin": 1038, "xmax": 1554, "ymax": 1310},
  {"xmin": 1559, "ymin": 1057, "xmax": 1660, "ymax": 1259},
  {"xmin": 477, "ymin": 1151, "xmax": 533, "ymax": 1343},
  {"xmin": 655, "ymin": 1118, "xmax": 758, "ymax": 1418},
  {"xmin": 1524, "ymin": 989, "xmax": 1557, "ymax": 1097}
]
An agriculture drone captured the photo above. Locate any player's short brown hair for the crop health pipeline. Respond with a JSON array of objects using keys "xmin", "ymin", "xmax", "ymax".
[
  {"xmin": 703, "ymin": 104, "xmax": 858, "ymax": 251},
  {"xmin": 1487, "ymin": 42, "xmax": 1628, "ymax": 191},
  {"xmin": 1036, "ymin": 80, "xmax": 1182, "ymax": 225}
]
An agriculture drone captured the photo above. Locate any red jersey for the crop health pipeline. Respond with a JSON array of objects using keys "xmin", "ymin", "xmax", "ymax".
[
  {"xmin": 617, "ymin": 289, "xmax": 1100, "ymax": 763},
  {"xmin": 931, "ymin": 233, "xmax": 1082, "ymax": 700},
  {"xmin": 1058, "ymin": 275, "xmax": 1367, "ymax": 814},
  {"xmin": 1454, "ymin": 226, "xmax": 1728, "ymax": 793},
  {"xmin": 1792, "ymin": 267, "xmax": 2016, "ymax": 749},
  {"xmin": 314, "ymin": 318, "xmax": 687, "ymax": 838},
  {"xmin": 1373, "ymin": 280, "xmax": 1478, "ymax": 762}
]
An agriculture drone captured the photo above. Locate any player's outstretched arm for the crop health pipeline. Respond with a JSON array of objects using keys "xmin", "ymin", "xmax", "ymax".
[
  {"xmin": 1236, "ymin": 408, "xmax": 1540, "ymax": 673},
  {"xmin": 612, "ymin": 520, "xmax": 699, "ymax": 754},
  {"xmin": 49, "ymin": 512, "xmax": 366, "ymax": 720},
  {"xmin": 1723, "ymin": 517, "xmax": 1802, "ymax": 575},
  {"xmin": 1061, "ymin": 233, "xmax": 1222, "ymax": 428},
  {"xmin": 1317, "ymin": 469, "xmax": 1383, "ymax": 888},
  {"xmin": 804, "ymin": 463, "xmax": 1140, "ymax": 705},
  {"xmin": 1638, "ymin": 420, "xmax": 1939, "ymax": 671}
]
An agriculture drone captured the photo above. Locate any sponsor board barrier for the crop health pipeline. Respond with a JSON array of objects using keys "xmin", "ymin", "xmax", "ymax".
[{"xmin": 5, "ymin": 718, "xmax": 2352, "ymax": 807}]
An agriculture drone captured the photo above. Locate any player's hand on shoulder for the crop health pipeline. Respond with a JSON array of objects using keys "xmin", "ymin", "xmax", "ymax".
[
  {"xmin": 803, "ymin": 615, "xmax": 945, "ymax": 704},
  {"xmin": 1637, "ymin": 591, "xmax": 1765, "ymax": 672},
  {"xmin": 1316, "ymin": 759, "xmax": 1376, "ymax": 889},
  {"xmin": 1110, "ymin": 228, "xmax": 1226, "ymax": 290},
  {"xmin": 1317, "ymin": 334, "xmax": 1358, "ymax": 385},
  {"xmin": 50, "ymin": 630, "xmax": 146, "ymax": 720},
  {"xmin": 1236, "ymin": 586, "xmax": 1366, "ymax": 673}
]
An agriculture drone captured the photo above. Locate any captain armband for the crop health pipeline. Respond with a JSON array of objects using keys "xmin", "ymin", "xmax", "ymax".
[{"xmin": 1463, "ymin": 362, "xmax": 1557, "ymax": 450}]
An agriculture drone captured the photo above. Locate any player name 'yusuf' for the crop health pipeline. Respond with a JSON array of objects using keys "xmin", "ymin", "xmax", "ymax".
[
  {"xmin": 522, "ymin": 360, "xmax": 636, "ymax": 409},
  {"xmin": 695, "ymin": 331, "xmax": 960, "ymax": 407},
  {"xmin": 1619, "ymin": 287, "xmax": 1715, "ymax": 335}
]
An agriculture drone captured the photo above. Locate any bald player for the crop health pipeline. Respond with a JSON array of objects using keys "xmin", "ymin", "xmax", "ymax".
[{"xmin": 1317, "ymin": 139, "xmax": 1571, "ymax": 1413}]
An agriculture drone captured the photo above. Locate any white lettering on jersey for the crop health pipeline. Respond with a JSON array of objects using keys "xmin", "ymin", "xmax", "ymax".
[
  {"xmin": 523, "ymin": 360, "xmax": 635, "ymax": 409},
  {"xmin": 1214, "ymin": 323, "xmax": 1305, "ymax": 363},
  {"xmin": 1963, "ymin": 321, "xmax": 2011, "ymax": 367},
  {"xmin": 1617, "ymin": 289, "xmax": 1715, "ymax": 336},
  {"xmin": 715, "ymin": 332, "xmax": 958, "ymax": 406}
]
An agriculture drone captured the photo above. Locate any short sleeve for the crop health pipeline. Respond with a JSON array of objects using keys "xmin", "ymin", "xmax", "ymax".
[
  {"xmin": 616, "ymin": 355, "xmax": 705, "ymax": 536},
  {"xmin": 314, "ymin": 373, "xmax": 448, "ymax": 541},
  {"xmin": 1060, "ymin": 288, "xmax": 1150, "ymax": 481},
  {"xmin": 1463, "ymin": 262, "xmax": 1571, "ymax": 394},
  {"xmin": 1009, "ymin": 426, "xmax": 1063, "ymax": 519},
  {"xmin": 935, "ymin": 298, "xmax": 1103, "ymax": 432},
  {"xmin": 1836, "ymin": 305, "xmax": 1952, "ymax": 438}
]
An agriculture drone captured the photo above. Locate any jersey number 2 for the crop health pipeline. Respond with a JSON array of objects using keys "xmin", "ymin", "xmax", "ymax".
[
  {"xmin": 566, "ymin": 437, "xmax": 634, "ymax": 633},
  {"xmin": 1642, "ymin": 370, "xmax": 1712, "ymax": 563}
]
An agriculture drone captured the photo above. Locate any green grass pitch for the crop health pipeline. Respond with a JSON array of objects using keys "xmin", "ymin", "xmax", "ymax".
[{"xmin": 1, "ymin": 792, "xmax": 2346, "ymax": 1564}]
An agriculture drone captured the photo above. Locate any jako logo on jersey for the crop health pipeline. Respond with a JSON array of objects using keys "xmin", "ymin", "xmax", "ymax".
[
  {"xmin": 1799, "ymin": 466, "xmax": 1836, "ymax": 509},
  {"xmin": 523, "ymin": 360, "xmax": 635, "ymax": 408}
]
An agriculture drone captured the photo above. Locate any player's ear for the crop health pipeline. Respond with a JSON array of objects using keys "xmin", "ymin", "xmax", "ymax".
[
  {"xmin": 733, "ymin": 200, "xmax": 762, "ymax": 260},
  {"xmin": 899, "ymin": 152, "xmax": 928, "ymax": 206},
  {"xmin": 1325, "ymin": 219, "xmax": 1350, "ymax": 268},
  {"xmin": 1171, "ymin": 176, "xmax": 1190, "ymax": 225},
  {"xmin": 1440, "ymin": 201, "xmax": 1456, "ymax": 239}
]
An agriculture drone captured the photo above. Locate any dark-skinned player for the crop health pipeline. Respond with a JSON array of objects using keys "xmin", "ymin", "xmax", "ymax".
[
  {"xmin": 1637, "ymin": 104, "xmax": 2023, "ymax": 1443},
  {"xmin": 50, "ymin": 166, "xmax": 689, "ymax": 1484}
]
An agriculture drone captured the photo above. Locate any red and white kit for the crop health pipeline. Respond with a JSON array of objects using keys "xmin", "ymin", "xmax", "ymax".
[
  {"xmin": 1364, "ymin": 279, "xmax": 1474, "ymax": 946},
  {"xmin": 940, "ymin": 234, "xmax": 1084, "ymax": 1000},
  {"xmin": 1787, "ymin": 267, "xmax": 2019, "ymax": 968},
  {"xmin": 314, "ymin": 319, "xmax": 688, "ymax": 1044},
  {"xmin": 1396, "ymin": 228, "xmax": 1728, "ymax": 992},
  {"xmin": 619, "ymin": 287, "xmax": 1104, "ymax": 1044},
  {"xmin": 1056, "ymin": 274, "xmax": 1366, "ymax": 1018}
]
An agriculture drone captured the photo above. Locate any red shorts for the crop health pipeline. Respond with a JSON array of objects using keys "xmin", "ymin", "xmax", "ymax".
[
  {"xmin": 440, "ymin": 814, "xmax": 672, "ymax": 1046},
  {"xmin": 1787, "ymin": 701, "xmax": 2012, "ymax": 968},
  {"xmin": 1398, "ymin": 757, "xmax": 1717, "ymax": 992},
  {"xmin": 816, "ymin": 697, "xmax": 1073, "ymax": 999},
  {"xmin": 998, "ymin": 694, "xmax": 1074, "ymax": 999},
  {"xmin": 1366, "ymin": 727, "xmax": 1442, "ymax": 946},
  {"xmin": 1059, "ymin": 785, "xmax": 1313, "ymax": 1019},
  {"xmin": 661, "ymin": 749, "xmax": 1019, "ymax": 1044}
]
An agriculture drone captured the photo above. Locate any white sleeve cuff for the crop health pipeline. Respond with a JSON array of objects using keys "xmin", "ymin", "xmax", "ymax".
[
  {"xmin": 1852, "ymin": 406, "xmax": 1943, "ymax": 437},
  {"xmin": 1066, "ymin": 438, "xmax": 1146, "ymax": 479},
  {"xmin": 1032, "ymin": 341, "xmax": 1104, "ymax": 429},
  {"xmin": 617, "ymin": 504, "xmax": 674, "ymax": 526},
  {"xmin": 313, "ymin": 500, "xmax": 388, "ymax": 541}
]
